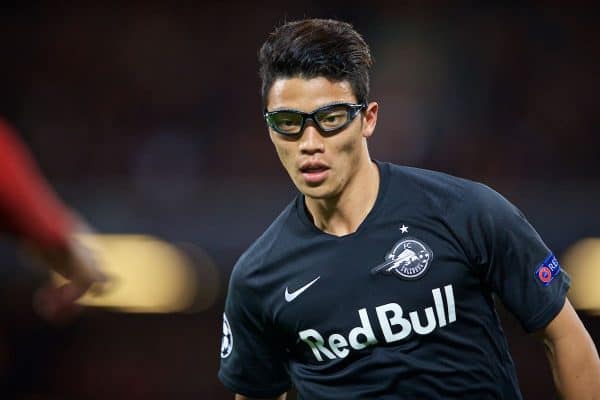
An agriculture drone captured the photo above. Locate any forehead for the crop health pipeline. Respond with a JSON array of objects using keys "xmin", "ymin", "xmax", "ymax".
[{"xmin": 267, "ymin": 77, "xmax": 357, "ymax": 111}]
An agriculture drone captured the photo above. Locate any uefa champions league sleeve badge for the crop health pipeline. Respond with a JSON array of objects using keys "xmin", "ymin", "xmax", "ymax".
[
  {"xmin": 221, "ymin": 313, "xmax": 233, "ymax": 358},
  {"xmin": 371, "ymin": 237, "xmax": 433, "ymax": 280}
]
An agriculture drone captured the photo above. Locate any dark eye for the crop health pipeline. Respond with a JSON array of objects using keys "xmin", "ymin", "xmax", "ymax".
[
  {"xmin": 317, "ymin": 110, "xmax": 348, "ymax": 129},
  {"xmin": 271, "ymin": 112, "xmax": 303, "ymax": 133}
]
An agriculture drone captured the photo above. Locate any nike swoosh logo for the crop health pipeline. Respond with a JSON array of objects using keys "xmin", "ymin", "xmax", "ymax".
[{"xmin": 284, "ymin": 276, "xmax": 320, "ymax": 303}]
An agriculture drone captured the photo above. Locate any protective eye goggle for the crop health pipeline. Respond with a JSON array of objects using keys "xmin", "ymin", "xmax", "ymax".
[{"xmin": 264, "ymin": 102, "xmax": 367, "ymax": 137}]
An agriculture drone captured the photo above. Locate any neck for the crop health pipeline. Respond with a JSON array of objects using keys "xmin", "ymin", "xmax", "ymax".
[{"xmin": 305, "ymin": 160, "xmax": 380, "ymax": 236}]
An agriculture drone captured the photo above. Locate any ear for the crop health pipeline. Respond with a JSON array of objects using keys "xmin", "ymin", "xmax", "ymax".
[{"xmin": 361, "ymin": 102, "xmax": 378, "ymax": 139}]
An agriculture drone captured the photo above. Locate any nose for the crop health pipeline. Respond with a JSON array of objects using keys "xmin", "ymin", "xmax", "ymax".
[{"xmin": 299, "ymin": 123, "xmax": 324, "ymax": 154}]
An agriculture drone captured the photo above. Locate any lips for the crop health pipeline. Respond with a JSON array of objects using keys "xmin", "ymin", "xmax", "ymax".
[
  {"xmin": 299, "ymin": 161, "xmax": 330, "ymax": 185},
  {"xmin": 300, "ymin": 160, "xmax": 329, "ymax": 172}
]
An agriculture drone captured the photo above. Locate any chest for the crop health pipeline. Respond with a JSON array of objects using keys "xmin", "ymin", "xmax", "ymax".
[{"xmin": 265, "ymin": 216, "xmax": 482, "ymax": 361}]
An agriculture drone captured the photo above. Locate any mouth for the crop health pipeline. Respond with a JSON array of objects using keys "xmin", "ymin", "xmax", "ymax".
[{"xmin": 299, "ymin": 161, "xmax": 330, "ymax": 185}]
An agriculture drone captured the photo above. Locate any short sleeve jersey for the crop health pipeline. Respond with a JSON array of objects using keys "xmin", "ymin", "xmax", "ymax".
[{"xmin": 218, "ymin": 161, "xmax": 570, "ymax": 399}]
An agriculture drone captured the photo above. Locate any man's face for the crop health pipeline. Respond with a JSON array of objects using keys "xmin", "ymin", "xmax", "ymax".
[{"xmin": 266, "ymin": 77, "xmax": 377, "ymax": 200}]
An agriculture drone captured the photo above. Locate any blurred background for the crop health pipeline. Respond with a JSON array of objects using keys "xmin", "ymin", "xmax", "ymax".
[{"xmin": 1, "ymin": 1, "xmax": 598, "ymax": 398}]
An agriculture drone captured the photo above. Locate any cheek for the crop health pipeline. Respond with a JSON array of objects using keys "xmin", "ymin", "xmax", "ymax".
[
  {"xmin": 330, "ymin": 134, "xmax": 363, "ymax": 185},
  {"xmin": 273, "ymin": 141, "xmax": 294, "ymax": 168},
  {"xmin": 336, "ymin": 132, "xmax": 363, "ymax": 161},
  {"xmin": 339, "ymin": 140, "xmax": 354, "ymax": 155}
]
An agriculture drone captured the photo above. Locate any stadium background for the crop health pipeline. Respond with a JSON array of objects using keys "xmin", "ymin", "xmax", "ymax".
[{"xmin": 1, "ymin": 2, "xmax": 598, "ymax": 398}]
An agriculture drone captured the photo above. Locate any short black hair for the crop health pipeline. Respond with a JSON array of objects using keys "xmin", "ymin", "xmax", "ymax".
[{"xmin": 258, "ymin": 18, "xmax": 373, "ymax": 107}]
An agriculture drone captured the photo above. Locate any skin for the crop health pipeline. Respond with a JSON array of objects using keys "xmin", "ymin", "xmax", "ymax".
[
  {"xmin": 537, "ymin": 299, "xmax": 600, "ymax": 399},
  {"xmin": 235, "ymin": 77, "xmax": 600, "ymax": 400},
  {"xmin": 236, "ymin": 76, "xmax": 380, "ymax": 400},
  {"xmin": 27, "ymin": 218, "xmax": 107, "ymax": 322},
  {"xmin": 266, "ymin": 77, "xmax": 380, "ymax": 237}
]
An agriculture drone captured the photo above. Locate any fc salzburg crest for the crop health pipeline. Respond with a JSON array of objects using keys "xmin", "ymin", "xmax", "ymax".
[{"xmin": 371, "ymin": 237, "xmax": 433, "ymax": 280}]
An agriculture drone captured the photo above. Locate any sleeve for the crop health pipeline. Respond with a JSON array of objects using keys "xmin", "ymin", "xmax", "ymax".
[
  {"xmin": 218, "ymin": 258, "xmax": 291, "ymax": 398},
  {"xmin": 461, "ymin": 182, "xmax": 570, "ymax": 333},
  {"xmin": 0, "ymin": 117, "xmax": 73, "ymax": 248}
]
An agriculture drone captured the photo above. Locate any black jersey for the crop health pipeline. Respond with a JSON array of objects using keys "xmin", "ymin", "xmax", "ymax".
[{"xmin": 218, "ymin": 161, "xmax": 570, "ymax": 399}]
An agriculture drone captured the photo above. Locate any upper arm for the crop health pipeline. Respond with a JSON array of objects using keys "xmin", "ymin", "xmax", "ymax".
[
  {"xmin": 536, "ymin": 297, "xmax": 600, "ymax": 369},
  {"xmin": 537, "ymin": 297, "xmax": 591, "ymax": 343},
  {"xmin": 535, "ymin": 298, "xmax": 600, "ymax": 397},
  {"xmin": 460, "ymin": 183, "xmax": 570, "ymax": 332},
  {"xmin": 219, "ymin": 264, "xmax": 291, "ymax": 396}
]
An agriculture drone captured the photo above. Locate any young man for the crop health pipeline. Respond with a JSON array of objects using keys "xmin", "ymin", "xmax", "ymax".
[{"xmin": 218, "ymin": 19, "xmax": 600, "ymax": 399}]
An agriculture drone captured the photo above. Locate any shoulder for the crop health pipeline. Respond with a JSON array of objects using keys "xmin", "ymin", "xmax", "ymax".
[
  {"xmin": 381, "ymin": 162, "xmax": 519, "ymax": 220},
  {"xmin": 384, "ymin": 162, "xmax": 496, "ymax": 210},
  {"xmin": 229, "ymin": 199, "xmax": 297, "ymax": 288},
  {"xmin": 387, "ymin": 163, "xmax": 473, "ymax": 191}
]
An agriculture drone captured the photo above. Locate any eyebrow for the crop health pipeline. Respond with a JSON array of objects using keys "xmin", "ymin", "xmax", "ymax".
[{"xmin": 268, "ymin": 101, "xmax": 357, "ymax": 113}]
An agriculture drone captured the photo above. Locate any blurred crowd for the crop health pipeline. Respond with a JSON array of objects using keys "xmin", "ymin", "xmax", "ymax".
[{"xmin": 1, "ymin": 2, "xmax": 598, "ymax": 399}]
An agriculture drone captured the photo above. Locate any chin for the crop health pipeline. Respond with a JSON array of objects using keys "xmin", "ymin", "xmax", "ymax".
[
  {"xmin": 291, "ymin": 174, "xmax": 338, "ymax": 199},
  {"xmin": 300, "ymin": 185, "xmax": 338, "ymax": 200}
]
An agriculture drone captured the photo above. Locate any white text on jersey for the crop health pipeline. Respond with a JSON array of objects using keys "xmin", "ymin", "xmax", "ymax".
[{"xmin": 299, "ymin": 285, "xmax": 456, "ymax": 361}]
